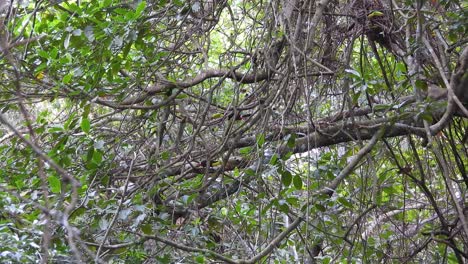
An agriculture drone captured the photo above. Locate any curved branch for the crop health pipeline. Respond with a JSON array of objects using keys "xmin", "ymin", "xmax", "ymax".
[
  {"xmin": 239, "ymin": 216, "xmax": 303, "ymax": 264},
  {"xmin": 313, "ymin": 126, "xmax": 384, "ymax": 196},
  {"xmin": 430, "ymin": 45, "xmax": 468, "ymax": 133}
]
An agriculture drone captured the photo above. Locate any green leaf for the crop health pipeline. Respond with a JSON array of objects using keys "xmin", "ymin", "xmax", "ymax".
[
  {"xmin": 244, "ymin": 168, "xmax": 256, "ymax": 176},
  {"xmin": 70, "ymin": 207, "xmax": 86, "ymax": 220},
  {"xmin": 211, "ymin": 113, "xmax": 223, "ymax": 119},
  {"xmin": 420, "ymin": 112, "xmax": 433, "ymax": 122},
  {"xmin": 62, "ymin": 73, "xmax": 73, "ymax": 84},
  {"xmin": 286, "ymin": 197, "xmax": 299, "ymax": 207},
  {"xmin": 48, "ymin": 175, "xmax": 61, "ymax": 194},
  {"xmin": 135, "ymin": 1, "xmax": 147, "ymax": 17},
  {"xmin": 38, "ymin": 50, "xmax": 49, "ymax": 59},
  {"xmin": 141, "ymin": 224, "xmax": 152, "ymax": 235},
  {"xmin": 367, "ymin": 11, "xmax": 384, "ymax": 18},
  {"xmin": 101, "ymin": 175, "xmax": 109, "ymax": 186},
  {"xmin": 86, "ymin": 146, "xmax": 94, "ymax": 163},
  {"xmin": 239, "ymin": 146, "xmax": 252, "ymax": 155},
  {"xmin": 50, "ymin": 48, "xmax": 59, "ymax": 59},
  {"xmin": 106, "ymin": 68, "xmax": 114, "ymax": 82},
  {"xmin": 48, "ymin": 126, "xmax": 64, "ymax": 133},
  {"xmin": 322, "ymin": 257, "xmax": 332, "ymax": 264},
  {"xmin": 122, "ymin": 41, "xmax": 132, "ymax": 59},
  {"xmin": 59, "ymin": 53, "xmax": 72, "ymax": 64},
  {"xmin": 293, "ymin": 175, "xmax": 303, "ymax": 190},
  {"xmin": 281, "ymin": 170, "xmax": 292, "ymax": 187},
  {"xmin": 278, "ymin": 202, "xmax": 289, "ymax": 213},
  {"xmin": 448, "ymin": 32, "xmax": 457, "ymax": 42},
  {"xmin": 415, "ymin": 79, "xmax": 428, "ymax": 91},
  {"xmin": 269, "ymin": 154, "xmax": 279, "ymax": 165},
  {"xmin": 183, "ymin": 193, "xmax": 199, "ymax": 205},
  {"xmin": 195, "ymin": 254, "xmax": 205, "ymax": 263},
  {"xmin": 337, "ymin": 197, "xmax": 353, "ymax": 208},
  {"xmin": 80, "ymin": 117, "xmax": 90, "ymax": 133},
  {"xmin": 92, "ymin": 150, "xmax": 102, "ymax": 164},
  {"xmin": 221, "ymin": 207, "xmax": 228, "ymax": 216},
  {"xmin": 374, "ymin": 104, "xmax": 392, "ymax": 111},
  {"xmin": 15, "ymin": 178, "xmax": 25, "ymax": 189},
  {"xmin": 83, "ymin": 104, "xmax": 91, "ymax": 117},
  {"xmin": 281, "ymin": 151, "xmax": 293, "ymax": 161},
  {"xmin": 256, "ymin": 133, "xmax": 265, "ymax": 148},
  {"xmin": 315, "ymin": 203, "xmax": 326, "ymax": 212},
  {"xmin": 396, "ymin": 62, "xmax": 406, "ymax": 73},
  {"xmin": 160, "ymin": 151, "xmax": 170, "ymax": 160},
  {"xmin": 102, "ymin": 0, "xmax": 112, "ymax": 8},
  {"xmin": 383, "ymin": 186, "xmax": 398, "ymax": 195},
  {"xmin": 156, "ymin": 254, "xmax": 172, "ymax": 264},
  {"xmin": 286, "ymin": 134, "xmax": 296, "ymax": 148},
  {"xmin": 352, "ymin": 91, "xmax": 361, "ymax": 105}
]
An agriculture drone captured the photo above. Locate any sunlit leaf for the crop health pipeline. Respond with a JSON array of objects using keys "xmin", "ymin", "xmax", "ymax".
[
  {"xmin": 367, "ymin": 11, "xmax": 384, "ymax": 18},
  {"xmin": 135, "ymin": 1, "xmax": 147, "ymax": 17},
  {"xmin": 48, "ymin": 176, "xmax": 61, "ymax": 194},
  {"xmin": 80, "ymin": 117, "xmax": 90, "ymax": 133}
]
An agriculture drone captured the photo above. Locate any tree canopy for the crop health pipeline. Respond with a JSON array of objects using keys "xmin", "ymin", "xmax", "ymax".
[{"xmin": 0, "ymin": 0, "xmax": 467, "ymax": 263}]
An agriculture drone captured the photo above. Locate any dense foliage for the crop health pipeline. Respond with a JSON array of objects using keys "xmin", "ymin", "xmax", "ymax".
[{"xmin": 0, "ymin": 0, "xmax": 467, "ymax": 263}]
